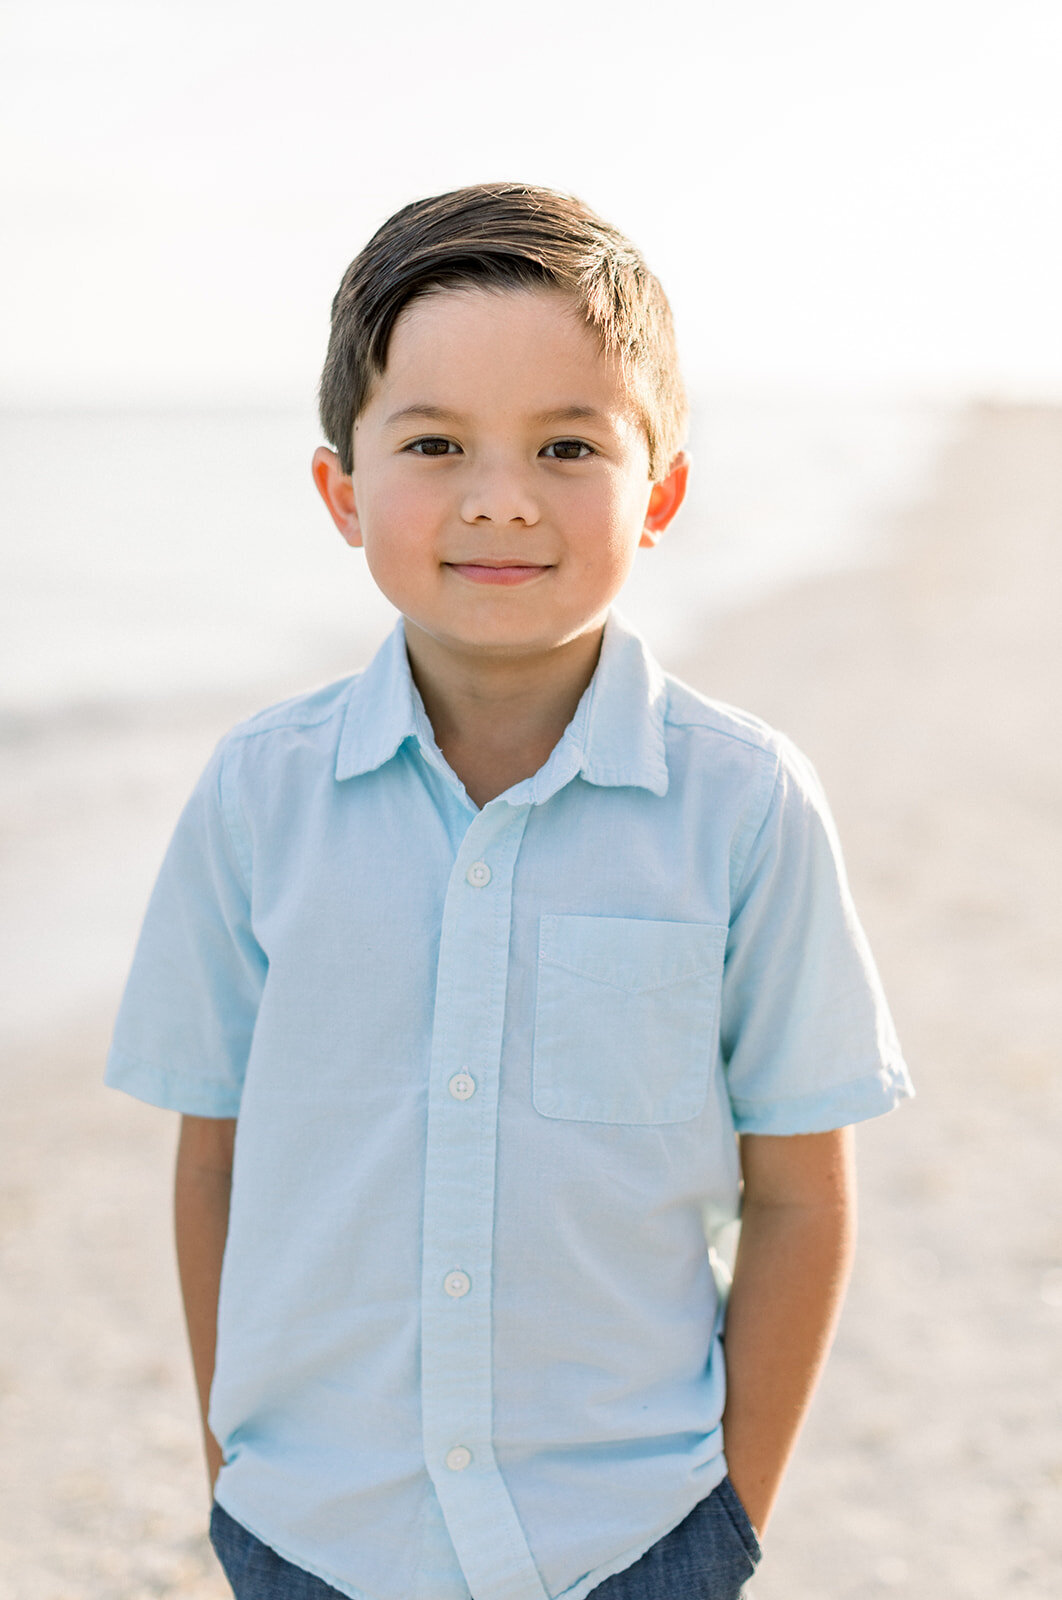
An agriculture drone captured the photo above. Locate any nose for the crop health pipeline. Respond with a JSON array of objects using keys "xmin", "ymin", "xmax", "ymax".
[{"xmin": 459, "ymin": 460, "xmax": 540, "ymax": 527}]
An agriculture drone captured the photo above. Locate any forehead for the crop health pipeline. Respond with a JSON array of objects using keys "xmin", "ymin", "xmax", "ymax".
[{"xmin": 370, "ymin": 286, "xmax": 638, "ymax": 425}]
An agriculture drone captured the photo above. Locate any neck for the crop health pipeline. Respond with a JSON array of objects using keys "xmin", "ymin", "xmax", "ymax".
[{"xmin": 403, "ymin": 623, "xmax": 605, "ymax": 807}]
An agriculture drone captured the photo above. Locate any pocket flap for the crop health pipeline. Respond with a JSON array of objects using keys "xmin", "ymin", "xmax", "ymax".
[{"xmin": 539, "ymin": 914, "xmax": 727, "ymax": 996}]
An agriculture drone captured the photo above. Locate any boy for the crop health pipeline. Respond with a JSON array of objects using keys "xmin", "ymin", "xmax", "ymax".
[{"xmin": 106, "ymin": 182, "xmax": 912, "ymax": 1600}]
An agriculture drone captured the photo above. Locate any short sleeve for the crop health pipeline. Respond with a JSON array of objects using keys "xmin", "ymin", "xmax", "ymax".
[
  {"xmin": 105, "ymin": 737, "xmax": 266, "ymax": 1116},
  {"xmin": 720, "ymin": 737, "xmax": 912, "ymax": 1133}
]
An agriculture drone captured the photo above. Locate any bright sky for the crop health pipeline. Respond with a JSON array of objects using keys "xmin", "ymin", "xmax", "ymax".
[{"xmin": 3, "ymin": 0, "xmax": 1061, "ymax": 405}]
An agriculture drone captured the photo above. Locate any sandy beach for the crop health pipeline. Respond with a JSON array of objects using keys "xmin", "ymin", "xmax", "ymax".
[{"xmin": 1, "ymin": 401, "xmax": 1058, "ymax": 1598}]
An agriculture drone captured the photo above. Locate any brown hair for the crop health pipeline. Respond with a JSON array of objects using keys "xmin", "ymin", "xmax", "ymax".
[{"xmin": 318, "ymin": 181, "xmax": 687, "ymax": 481}]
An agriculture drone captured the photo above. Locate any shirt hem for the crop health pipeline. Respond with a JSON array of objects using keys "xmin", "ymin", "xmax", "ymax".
[
  {"xmin": 551, "ymin": 1461, "xmax": 729, "ymax": 1600},
  {"xmin": 214, "ymin": 1489, "xmax": 377, "ymax": 1600},
  {"xmin": 212, "ymin": 1469, "xmax": 732, "ymax": 1600}
]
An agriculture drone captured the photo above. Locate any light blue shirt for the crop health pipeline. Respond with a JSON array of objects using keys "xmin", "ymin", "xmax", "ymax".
[{"xmin": 107, "ymin": 613, "xmax": 911, "ymax": 1600}]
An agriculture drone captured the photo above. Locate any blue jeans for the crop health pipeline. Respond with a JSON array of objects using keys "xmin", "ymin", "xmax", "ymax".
[{"xmin": 209, "ymin": 1477, "xmax": 762, "ymax": 1599}]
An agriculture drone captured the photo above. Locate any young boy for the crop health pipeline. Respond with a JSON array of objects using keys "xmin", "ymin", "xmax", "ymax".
[{"xmin": 106, "ymin": 182, "xmax": 912, "ymax": 1600}]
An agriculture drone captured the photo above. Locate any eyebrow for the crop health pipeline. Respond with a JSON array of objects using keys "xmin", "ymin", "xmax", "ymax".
[{"xmin": 382, "ymin": 403, "xmax": 612, "ymax": 429}]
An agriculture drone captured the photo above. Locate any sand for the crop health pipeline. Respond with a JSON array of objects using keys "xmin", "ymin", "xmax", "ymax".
[{"xmin": 1, "ymin": 401, "xmax": 1058, "ymax": 1598}]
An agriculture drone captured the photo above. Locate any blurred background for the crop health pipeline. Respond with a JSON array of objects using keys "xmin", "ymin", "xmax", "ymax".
[{"xmin": 1, "ymin": 2, "xmax": 1059, "ymax": 1596}]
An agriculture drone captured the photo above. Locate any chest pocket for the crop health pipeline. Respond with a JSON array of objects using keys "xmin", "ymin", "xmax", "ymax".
[{"xmin": 532, "ymin": 914, "xmax": 728, "ymax": 1124}]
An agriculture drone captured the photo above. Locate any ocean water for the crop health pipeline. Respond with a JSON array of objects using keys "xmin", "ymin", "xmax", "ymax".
[
  {"xmin": 0, "ymin": 397, "xmax": 954, "ymax": 720},
  {"xmin": 0, "ymin": 395, "xmax": 954, "ymax": 1040}
]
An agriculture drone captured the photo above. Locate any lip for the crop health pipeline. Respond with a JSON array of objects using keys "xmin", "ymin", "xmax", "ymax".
[{"xmin": 446, "ymin": 561, "xmax": 552, "ymax": 586}]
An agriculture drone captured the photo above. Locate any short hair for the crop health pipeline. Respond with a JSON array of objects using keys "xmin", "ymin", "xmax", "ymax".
[{"xmin": 318, "ymin": 181, "xmax": 687, "ymax": 482}]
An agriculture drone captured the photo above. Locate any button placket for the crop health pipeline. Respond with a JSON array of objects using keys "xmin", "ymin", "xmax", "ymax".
[{"xmin": 419, "ymin": 804, "xmax": 547, "ymax": 1600}]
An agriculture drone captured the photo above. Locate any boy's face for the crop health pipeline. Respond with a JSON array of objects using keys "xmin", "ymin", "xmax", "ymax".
[{"xmin": 313, "ymin": 287, "xmax": 687, "ymax": 667}]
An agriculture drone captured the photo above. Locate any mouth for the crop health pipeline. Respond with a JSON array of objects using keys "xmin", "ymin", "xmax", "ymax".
[{"xmin": 445, "ymin": 560, "xmax": 552, "ymax": 587}]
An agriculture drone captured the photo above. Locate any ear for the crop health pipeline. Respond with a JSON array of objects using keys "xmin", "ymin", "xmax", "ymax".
[
  {"xmin": 312, "ymin": 446, "xmax": 363, "ymax": 548},
  {"xmin": 639, "ymin": 450, "xmax": 690, "ymax": 549}
]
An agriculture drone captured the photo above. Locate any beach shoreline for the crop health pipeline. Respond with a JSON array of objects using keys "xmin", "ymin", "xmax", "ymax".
[{"xmin": 1, "ymin": 401, "xmax": 1059, "ymax": 1598}]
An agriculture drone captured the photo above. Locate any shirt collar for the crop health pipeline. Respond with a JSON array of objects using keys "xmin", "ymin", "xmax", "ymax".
[
  {"xmin": 335, "ymin": 623, "xmax": 421, "ymax": 781},
  {"xmin": 335, "ymin": 611, "xmax": 669, "ymax": 800}
]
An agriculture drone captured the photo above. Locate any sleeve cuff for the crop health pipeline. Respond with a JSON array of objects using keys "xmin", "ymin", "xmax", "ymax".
[
  {"xmin": 104, "ymin": 1048, "xmax": 243, "ymax": 1118},
  {"xmin": 729, "ymin": 1054, "xmax": 914, "ymax": 1134}
]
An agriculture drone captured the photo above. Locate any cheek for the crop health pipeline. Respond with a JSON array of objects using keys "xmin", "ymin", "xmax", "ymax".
[
  {"xmin": 595, "ymin": 487, "xmax": 647, "ymax": 565},
  {"xmin": 567, "ymin": 478, "xmax": 628, "ymax": 539},
  {"xmin": 360, "ymin": 476, "xmax": 438, "ymax": 552},
  {"xmin": 574, "ymin": 521, "xmax": 640, "ymax": 584}
]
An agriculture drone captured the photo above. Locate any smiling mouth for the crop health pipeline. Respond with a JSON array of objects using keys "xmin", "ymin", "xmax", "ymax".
[{"xmin": 446, "ymin": 560, "xmax": 552, "ymax": 586}]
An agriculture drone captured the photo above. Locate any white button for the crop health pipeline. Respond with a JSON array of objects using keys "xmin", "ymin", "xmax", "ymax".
[
  {"xmin": 448, "ymin": 1072, "xmax": 476, "ymax": 1101},
  {"xmin": 445, "ymin": 1446, "xmax": 472, "ymax": 1472},
  {"xmin": 465, "ymin": 861, "xmax": 491, "ymax": 888},
  {"xmin": 444, "ymin": 1270, "xmax": 471, "ymax": 1299}
]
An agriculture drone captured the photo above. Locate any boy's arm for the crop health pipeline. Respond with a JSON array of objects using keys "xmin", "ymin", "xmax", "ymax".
[
  {"xmin": 174, "ymin": 1113, "xmax": 236, "ymax": 1497},
  {"xmin": 721, "ymin": 1126, "xmax": 857, "ymax": 1538}
]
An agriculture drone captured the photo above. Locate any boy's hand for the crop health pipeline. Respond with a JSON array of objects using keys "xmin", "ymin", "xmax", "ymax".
[{"xmin": 721, "ymin": 1126, "xmax": 856, "ymax": 1537}]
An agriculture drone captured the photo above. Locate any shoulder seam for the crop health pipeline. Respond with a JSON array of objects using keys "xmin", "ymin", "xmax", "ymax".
[
  {"xmin": 214, "ymin": 674, "xmax": 360, "ymax": 748},
  {"xmin": 664, "ymin": 714, "xmax": 780, "ymax": 760},
  {"xmin": 224, "ymin": 697, "xmax": 351, "ymax": 746},
  {"xmin": 661, "ymin": 676, "xmax": 781, "ymax": 756}
]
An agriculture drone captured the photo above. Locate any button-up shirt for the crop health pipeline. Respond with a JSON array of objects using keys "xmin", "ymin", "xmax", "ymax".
[{"xmin": 107, "ymin": 613, "xmax": 912, "ymax": 1600}]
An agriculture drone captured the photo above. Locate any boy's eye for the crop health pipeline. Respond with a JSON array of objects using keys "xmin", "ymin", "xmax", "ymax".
[
  {"xmin": 406, "ymin": 437, "xmax": 457, "ymax": 457},
  {"xmin": 403, "ymin": 437, "xmax": 595, "ymax": 461},
  {"xmin": 542, "ymin": 439, "xmax": 594, "ymax": 461}
]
